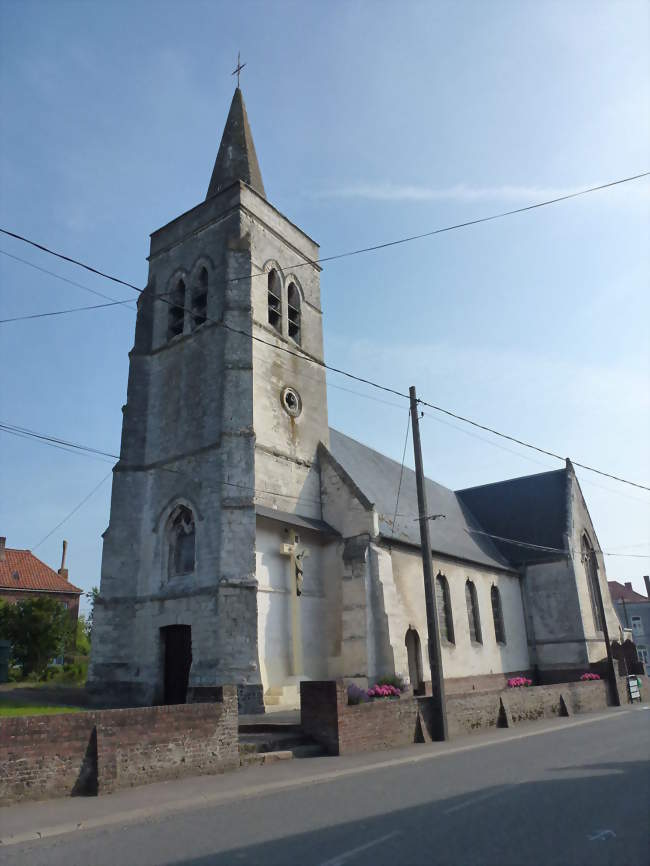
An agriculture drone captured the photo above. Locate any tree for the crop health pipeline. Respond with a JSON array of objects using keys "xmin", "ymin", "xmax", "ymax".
[
  {"xmin": 75, "ymin": 614, "xmax": 91, "ymax": 655},
  {"xmin": 0, "ymin": 597, "xmax": 72, "ymax": 676},
  {"xmin": 85, "ymin": 586, "xmax": 99, "ymax": 632}
]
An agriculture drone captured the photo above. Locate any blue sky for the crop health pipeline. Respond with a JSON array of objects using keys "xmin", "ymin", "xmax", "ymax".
[{"xmin": 1, "ymin": 0, "xmax": 648, "ymax": 608}]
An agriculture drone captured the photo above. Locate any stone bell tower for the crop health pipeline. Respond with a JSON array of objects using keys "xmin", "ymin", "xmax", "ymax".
[{"xmin": 87, "ymin": 87, "xmax": 328, "ymax": 711}]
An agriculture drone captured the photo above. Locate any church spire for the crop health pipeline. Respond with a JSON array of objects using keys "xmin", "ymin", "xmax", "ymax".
[{"xmin": 206, "ymin": 88, "xmax": 266, "ymax": 200}]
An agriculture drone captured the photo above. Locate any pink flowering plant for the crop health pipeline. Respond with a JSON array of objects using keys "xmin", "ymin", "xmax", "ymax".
[
  {"xmin": 580, "ymin": 672, "xmax": 601, "ymax": 681},
  {"xmin": 367, "ymin": 684, "xmax": 401, "ymax": 699},
  {"xmin": 507, "ymin": 676, "xmax": 533, "ymax": 688}
]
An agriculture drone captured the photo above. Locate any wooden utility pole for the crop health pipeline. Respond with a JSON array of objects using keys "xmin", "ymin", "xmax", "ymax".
[{"xmin": 409, "ymin": 385, "xmax": 448, "ymax": 740}]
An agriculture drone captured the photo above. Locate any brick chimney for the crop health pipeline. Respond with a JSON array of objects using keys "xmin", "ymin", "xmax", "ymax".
[
  {"xmin": 0, "ymin": 537, "xmax": 5, "ymax": 563},
  {"xmin": 645, "ymin": 575, "xmax": 650, "ymax": 599},
  {"xmin": 58, "ymin": 539, "xmax": 69, "ymax": 581},
  {"xmin": 625, "ymin": 581, "xmax": 633, "ymax": 590}
]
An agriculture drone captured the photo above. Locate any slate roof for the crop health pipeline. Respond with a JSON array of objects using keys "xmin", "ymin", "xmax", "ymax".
[
  {"xmin": 327, "ymin": 429, "xmax": 514, "ymax": 571},
  {"xmin": 206, "ymin": 88, "xmax": 266, "ymax": 200},
  {"xmin": 456, "ymin": 469, "xmax": 568, "ymax": 565},
  {"xmin": 608, "ymin": 581, "xmax": 649, "ymax": 604},
  {"xmin": 0, "ymin": 549, "xmax": 82, "ymax": 594}
]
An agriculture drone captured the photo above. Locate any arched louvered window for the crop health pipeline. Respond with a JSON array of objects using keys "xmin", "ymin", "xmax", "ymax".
[
  {"xmin": 167, "ymin": 505, "xmax": 196, "ymax": 578},
  {"xmin": 436, "ymin": 573, "xmax": 455, "ymax": 644},
  {"xmin": 168, "ymin": 279, "xmax": 185, "ymax": 339},
  {"xmin": 491, "ymin": 585, "xmax": 506, "ymax": 644},
  {"xmin": 581, "ymin": 534, "xmax": 603, "ymax": 632},
  {"xmin": 192, "ymin": 267, "xmax": 208, "ymax": 330},
  {"xmin": 465, "ymin": 580, "xmax": 482, "ymax": 644},
  {"xmin": 287, "ymin": 281, "xmax": 301, "ymax": 344},
  {"xmin": 267, "ymin": 269, "xmax": 282, "ymax": 334}
]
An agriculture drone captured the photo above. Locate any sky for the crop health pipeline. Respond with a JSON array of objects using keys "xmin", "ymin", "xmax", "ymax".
[{"xmin": 0, "ymin": 0, "xmax": 648, "ymax": 611}]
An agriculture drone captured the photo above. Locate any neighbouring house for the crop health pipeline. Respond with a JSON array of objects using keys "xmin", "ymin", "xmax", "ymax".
[
  {"xmin": 609, "ymin": 577, "xmax": 650, "ymax": 674},
  {"xmin": 87, "ymin": 87, "xmax": 623, "ymax": 712},
  {"xmin": 0, "ymin": 537, "xmax": 83, "ymax": 624}
]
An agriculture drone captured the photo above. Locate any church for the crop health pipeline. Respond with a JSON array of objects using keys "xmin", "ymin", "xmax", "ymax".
[{"xmin": 87, "ymin": 88, "xmax": 622, "ymax": 713}]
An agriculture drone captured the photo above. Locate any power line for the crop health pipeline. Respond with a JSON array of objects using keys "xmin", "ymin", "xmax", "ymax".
[
  {"xmin": 241, "ymin": 172, "xmax": 650, "ymax": 284},
  {"xmin": 32, "ymin": 471, "xmax": 113, "ymax": 552},
  {"xmin": 0, "ymin": 299, "xmax": 134, "ymax": 323},
  {"xmin": 389, "ymin": 410, "xmax": 411, "ymax": 538},
  {"xmin": 0, "ymin": 248, "xmax": 136, "ymax": 307},
  {"xmin": 1, "ymin": 172, "xmax": 647, "ymax": 297},
  {"xmin": 417, "ymin": 397, "xmax": 650, "ymax": 492},
  {"xmin": 0, "ymin": 422, "xmax": 324, "ymax": 508},
  {"xmin": 466, "ymin": 528, "xmax": 650, "ymax": 559},
  {"xmin": 2, "ymin": 219, "xmax": 650, "ymax": 493}
]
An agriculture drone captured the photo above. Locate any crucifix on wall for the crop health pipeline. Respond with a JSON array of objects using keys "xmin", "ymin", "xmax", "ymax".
[{"xmin": 280, "ymin": 531, "xmax": 310, "ymax": 676}]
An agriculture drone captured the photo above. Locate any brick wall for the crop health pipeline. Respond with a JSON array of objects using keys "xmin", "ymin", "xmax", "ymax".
[
  {"xmin": 301, "ymin": 680, "xmax": 420, "ymax": 756},
  {"xmin": 0, "ymin": 686, "xmax": 238, "ymax": 805},
  {"xmin": 301, "ymin": 678, "xmax": 618, "ymax": 755}
]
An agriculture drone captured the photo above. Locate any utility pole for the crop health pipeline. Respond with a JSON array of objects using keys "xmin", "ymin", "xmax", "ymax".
[{"xmin": 409, "ymin": 385, "xmax": 448, "ymax": 740}]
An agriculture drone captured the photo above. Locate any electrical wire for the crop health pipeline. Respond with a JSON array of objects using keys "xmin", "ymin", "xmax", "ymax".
[
  {"xmin": 2, "ymin": 189, "xmax": 650, "ymax": 492},
  {"xmin": 0, "ymin": 248, "xmax": 136, "ymax": 307},
  {"xmin": 389, "ymin": 410, "xmax": 411, "ymax": 537},
  {"xmin": 0, "ymin": 422, "xmax": 324, "ymax": 508},
  {"xmin": 0, "ymin": 299, "xmax": 134, "ymax": 323},
  {"xmin": 466, "ymin": 528, "xmax": 650, "ymax": 558},
  {"xmin": 31, "ymin": 471, "xmax": 113, "ymax": 551}
]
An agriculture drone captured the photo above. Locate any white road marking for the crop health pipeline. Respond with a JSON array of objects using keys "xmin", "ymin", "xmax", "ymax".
[
  {"xmin": 443, "ymin": 785, "xmax": 512, "ymax": 814},
  {"xmin": 588, "ymin": 829, "xmax": 616, "ymax": 841},
  {"xmin": 318, "ymin": 831, "xmax": 400, "ymax": 866}
]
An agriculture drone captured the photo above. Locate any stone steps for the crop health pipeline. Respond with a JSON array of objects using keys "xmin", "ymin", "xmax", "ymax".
[
  {"xmin": 263, "ymin": 684, "xmax": 300, "ymax": 709},
  {"xmin": 238, "ymin": 721, "xmax": 326, "ymax": 763}
]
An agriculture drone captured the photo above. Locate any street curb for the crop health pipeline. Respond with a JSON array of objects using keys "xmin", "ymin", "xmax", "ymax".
[{"xmin": 0, "ymin": 706, "xmax": 636, "ymax": 847}]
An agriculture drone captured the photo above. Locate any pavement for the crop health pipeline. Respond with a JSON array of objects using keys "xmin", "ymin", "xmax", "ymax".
[{"xmin": 0, "ymin": 704, "xmax": 648, "ymax": 865}]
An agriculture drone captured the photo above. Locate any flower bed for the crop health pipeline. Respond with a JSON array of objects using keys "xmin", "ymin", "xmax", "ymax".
[
  {"xmin": 580, "ymin": 672, "xmax": 601, "ymax": 681},
  {"xmin": 507, "ymin": 676, "xmax": 533, "ymax": 688}
]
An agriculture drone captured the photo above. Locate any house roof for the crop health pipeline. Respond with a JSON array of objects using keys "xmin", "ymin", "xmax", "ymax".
[
  {"xmin": 0, "ymin": 549, "xmax": 82, "ymax": 595},
  {"xmin": 456, "ymin": 469, "xmax": 569, "ymax": 564},
  {"xmin": 327, "ymin": 429, "xmax": 514, "ymax": 571},
  {"xmin": 206, "ymin": 88, "xmax": 266, "ymax": 200},
  {"xmin": 608, "ymin": 580, "xmax": 649, "ymax": 604}
]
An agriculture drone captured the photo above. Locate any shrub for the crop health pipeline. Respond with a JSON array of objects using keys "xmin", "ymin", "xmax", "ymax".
[
  {"xmin": 507, "ymin": 676, "xmax": 533, "ymax": 688},
  {"xmin": 375, "ymin": 675, "xmax": 406, "ymax": 692},
  {"xmin": 580, "ymin": 672, "xmax": 601, "ymax": 681}
]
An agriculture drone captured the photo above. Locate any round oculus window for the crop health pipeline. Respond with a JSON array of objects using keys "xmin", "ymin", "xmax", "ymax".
[{"xmin": 281, "ymin": 386, "xmax": 302, "ymax": 417}]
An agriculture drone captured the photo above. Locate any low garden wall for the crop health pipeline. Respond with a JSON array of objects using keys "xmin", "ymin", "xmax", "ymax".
[
  {"xmin": 301, "ymin": 678, "xmax": 619, "ymax": 756},
  {"xmin": 0, "ymin": 686, "xmax": 239, "ymax": 805}
]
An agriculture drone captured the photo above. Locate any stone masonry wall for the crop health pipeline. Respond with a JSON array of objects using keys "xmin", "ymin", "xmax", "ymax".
[{"xmin": 0, "ymin": 687, "xmax": 238, "ymax": 805}]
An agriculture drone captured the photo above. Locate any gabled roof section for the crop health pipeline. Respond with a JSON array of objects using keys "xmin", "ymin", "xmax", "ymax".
[
  {"xmin": 327, "ymin": 429, "xmax": 513, "ymax": 571},
  {"xmin": 206, "ymin": 88, "xmax": 266, "ymax": 200},
  {"xmin": 456, "ymin": 468, "xmax": 568, "ymax": 564},
  {"xmin": 0, "ymin": 549, "xmax": 83, "ymax": 594},
  {"xmin": 608, "ymin": 580, "xmax": 649, "ymax": 604}
]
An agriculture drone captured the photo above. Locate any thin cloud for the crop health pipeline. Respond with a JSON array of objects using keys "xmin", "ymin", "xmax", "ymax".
[{"xmin": 315, "ymin": 181, "xmax": 648, "ymax": 203}]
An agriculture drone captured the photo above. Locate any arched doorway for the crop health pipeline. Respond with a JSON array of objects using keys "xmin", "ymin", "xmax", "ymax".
[
  {"xmin": 161, "ymin": 625, "xmax": 192, "ymax": 704},
  {"xmin": 405, "ymin": 628, "xmax": 424, "ymax": 695}
]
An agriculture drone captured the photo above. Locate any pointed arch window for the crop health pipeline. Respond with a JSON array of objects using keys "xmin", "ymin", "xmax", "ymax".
[
  {"xmin": 267, "ymin": 269, "xmax": 282, "ymax": 333},
  {"xmin": 287, "ymin": 282, "xmax": 301, "ymax": 344},
  {"xmin": 436, "ymin": 573, "xmax": 454, "ymax": 644},
  {"xmin": 581, "ymin": 534, "xmax": 603, "ymax": 632},
  {"xmin": 168, "ymin": 279, "xmax": 185, "ymax": 339},
  {"xmin": 491, "ymin": 585, "xmax": 506, "ymax": 644},
  {"xmin": 167, "ymin": 505, "xmax": 195, "ymax": 578},
  {"xmin": 192, "ymin": 268, "xmax": 208, "ymax": 330},
  {"xmin": 465, "ymin": 580, "xmax": 482, "ymax": 644}
]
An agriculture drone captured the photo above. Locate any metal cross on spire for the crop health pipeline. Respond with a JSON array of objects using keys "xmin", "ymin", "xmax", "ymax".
[{"xmin": 232, "ymin": 51, "xmax": 246, "ymax": 88}]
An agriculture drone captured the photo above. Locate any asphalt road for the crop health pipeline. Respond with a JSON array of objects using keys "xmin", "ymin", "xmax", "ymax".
[{"xmin": 2, "ymin": 708, "xmax": 648, "ymax": 866}]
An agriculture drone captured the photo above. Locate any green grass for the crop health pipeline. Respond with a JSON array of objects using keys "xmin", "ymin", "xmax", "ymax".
[{"xmin": 0, "ymin": 703, "xmax": 85, "ymax": 717}]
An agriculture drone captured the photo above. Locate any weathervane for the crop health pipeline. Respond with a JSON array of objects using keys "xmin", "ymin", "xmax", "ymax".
[{"xmin": 232, "ymin": 51, "xmax": 246, "ymax": 88}]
